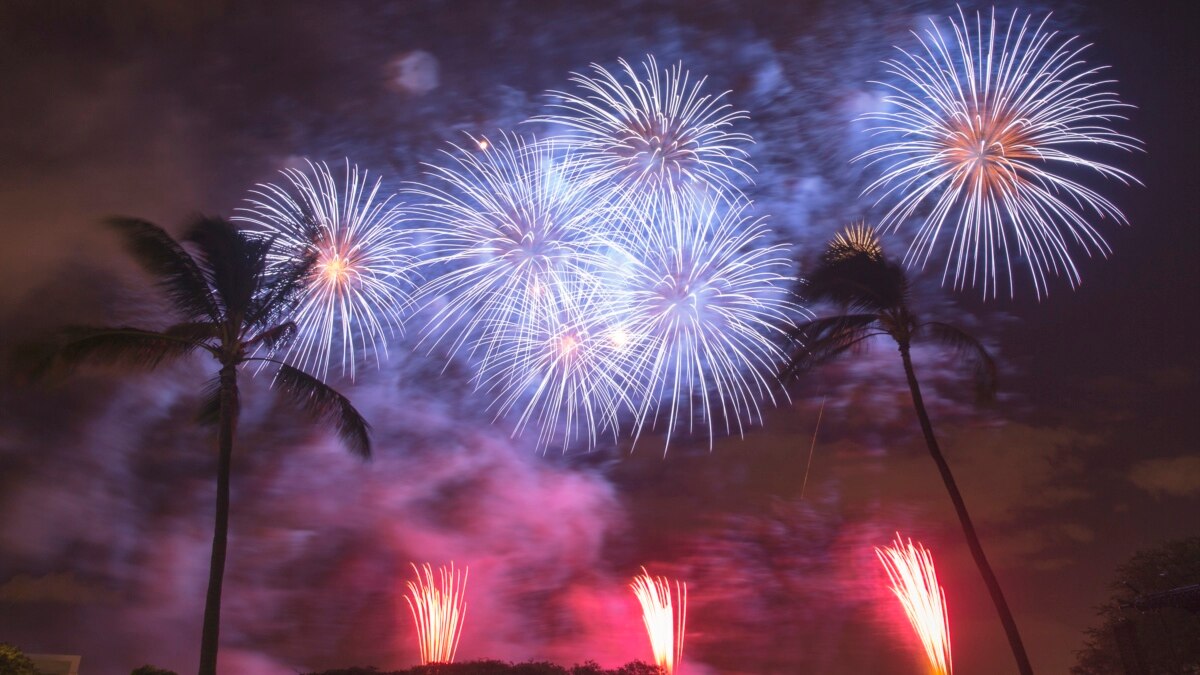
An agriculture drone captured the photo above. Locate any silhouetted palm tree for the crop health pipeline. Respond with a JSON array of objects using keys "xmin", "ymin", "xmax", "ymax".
[
  {"xmin": 783, "ymin": 224, "xmax": 1033, "ymax": 675},
  {"xmin": 41, "ymin": 216, "xmax": 371, "ymax": 675}
]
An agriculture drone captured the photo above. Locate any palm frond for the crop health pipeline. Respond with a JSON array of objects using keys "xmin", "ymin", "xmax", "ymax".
[
  {"xmin": 270, "ymin": 363, "xmax": 371, "ymax": 458},
  {"xmin": 8, "ymin": 338, "xmax": 66, "ymax": 383},
  {"xmin": 52, "ymin": 325, "xmax": 208, "ymax": 372},
  {"xmin": 247, "ymin": 321, "xmax": 298, "ymax": 355},
  {"xmin": 185, "ymin": 217, "xmax": 272, "ymax": 323},
  {"xmin": 805, "ymin": 224, "xmax": 908, "ymax": 313},
  {"xmin": 106, "ymin": 217, "xmax": 219, "ymax": 322},
  {"xmin": 782, "ymin": 314, "xmax": 882, "ymax": 379},
  {"xmin": 164, "ymin": 322, "xmax": 222, "ymax": 344},
  {"xmin": 920, "ymin": 321, "xmax": 998, "ymax": 402},
  {"xmin": 195, "ymin": 375, "xmax": 222, "ymax": 426},
  {"xmin": 246, "ymin": 248, "xmax": 316, "ymax": 332},
  {"xmin": 805, "ymin": 252, "xmax": 908, "ymax": 313}
]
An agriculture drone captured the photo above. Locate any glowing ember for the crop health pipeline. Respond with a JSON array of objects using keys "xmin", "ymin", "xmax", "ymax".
[
  {"xmin": 631, "ymin": 567, "xmax": 687, "ymax": 674},
  {"xmin": 559, "ymin": 333, "xmax": 579, "ymax": 355},
  {"xmin": 320, "ymin": 253, "xmax": 352, "ymax": 286},
  {"xmin": 404, "ymin": 562, "xmax": 468, "ymax": 665},
  {"xmin": 876, "ymin": 535, "xmax": 952, "ymax": 675}
]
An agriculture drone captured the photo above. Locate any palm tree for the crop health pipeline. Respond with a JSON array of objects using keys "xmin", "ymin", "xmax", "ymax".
[
  {"xmin": 783, "ymin": 224, "xmax": 1033, "ymax": 675},
  {"xmin": 40, "ymin": 216, "xmax": 371, "ymax": 675}
]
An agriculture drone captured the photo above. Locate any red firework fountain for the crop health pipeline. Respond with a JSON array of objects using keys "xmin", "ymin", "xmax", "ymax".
[
  {"xmin": 876, "ymin": 534, "xmax": 952, "ymax": 675},
  {"xmin": 404, "ymin": 562, "xmax": 468, "ymax": 665},
  {"xmin": 631, "ymin": 567, "xmax": 687, "ymax": 674}
]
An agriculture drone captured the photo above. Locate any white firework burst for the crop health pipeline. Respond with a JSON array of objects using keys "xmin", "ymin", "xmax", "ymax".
[
  {"xmin": 235, "ymin": 159, "xmax": 417, "ymax": 381},
  {"xmin": 472, "ymin": 195, "xmax": 798, "ymax": 452},
  {"xmin": 407, "ymin": 133, "xmax": 614, "ymax": 379},
  {"xmin": 606, "ymin": 195, "xmax": 797, "ymax": 449},
  {"xmin": 857, "ymin": 7, "xmax": 1140, "ymax": 298},
  {"xmin": 536, "ymin": 55, "xmax": 754, "ymax": 206},
  {"xmin": 478, "ymin": 274, "xmax": 639, "ymax": 451}
]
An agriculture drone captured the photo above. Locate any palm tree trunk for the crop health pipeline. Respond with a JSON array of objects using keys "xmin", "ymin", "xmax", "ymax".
[
  {"xmin": 199, "ymin": 364, "xmax": 238, "ymax": 675},
  {"xmin": 898, "ymin": 343, "xmax": 1034, "ymax": 675}
]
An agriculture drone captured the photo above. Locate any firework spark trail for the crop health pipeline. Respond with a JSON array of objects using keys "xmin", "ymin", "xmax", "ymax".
[
  {"xmin": 404, "ymin": 562, "xmax": 468, "ymax": 665},
  {"xmin": 799, "ymin": 396, "xmax": 825, "ymax": 500},
  {"xmin": 234, "ymin": 159, "xmax": 417, "ymax": 381},
  {"xmin": 876, "ymin": 535, "xmax": 952, "ymax": 675},
  {"xmin": 407, "ymin": 133, "xmax": 614, "ymax": 380},
  {"xmin": 536, "ymin": 55, "xmax": 754, "ymax": 208},
  {"xmin": 606, "ymin": 194, "xmax": 798, "ymax": 450},
  {"xmin": 856, "ymin": 7, "xmax": 1140, "ymax": 298},
  {"xmin": 631, "ymin": 568, "xmax": 687, "ymax": 674}
]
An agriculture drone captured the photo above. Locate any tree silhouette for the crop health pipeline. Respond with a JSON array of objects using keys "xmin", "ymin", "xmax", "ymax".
[
  {"xmin": 303, "ymin": 660, "xmax": 664, "ymax": 675},
  {"xmin": 0, "ymin": 643, "xmax": 38, "ymax": 675},
  {"xmin": 38, "ymin": 216, "xmax": 371, "ymax": 675},
  {"xmin": 1072, "ymin": 537, "xmax": 1200, "ymax": 675},
  {"xmin": 782, "ymin": 224, "xmax": 1033, "ymax": 674}
]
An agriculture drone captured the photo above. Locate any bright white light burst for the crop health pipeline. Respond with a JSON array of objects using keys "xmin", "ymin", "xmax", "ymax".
[
  {"xmin": 876, "ymin": 535, "xmax": 953, "ymax": 675},
  {"xmin": 536, "ymin": 56, "xmax": 754, "ymax": 206},
  {"xmin": 235, "ymin": 160, "xmax": 417, "ymax": 380},
  {"xmin": 631, "ymin": 568, "xmax": 687, "ymax": 675},
  {"xmin": 607, "ymin": 195, "xmax": 796, "ymax": 450},
  {"xmin": 857, "ymin": 7, "xmax": 1140, "ymax": 298},
  {"xmin": 477, "ymin": 274, "xmax": 638, "ymax": 451},
  {"xmin": 405, "ymin": 562, "xmax": 468, "ymax": 665},
  {"xmin": 409, "ymin": 59, "xmax": 799, "ymax": 452},
  {"xmin": 474, "ymin": 195, "xmax": 797, "ymax": 452},
  {"xmin": 407, "ymin": 133, "xmax": 612, "ymax": 381}
]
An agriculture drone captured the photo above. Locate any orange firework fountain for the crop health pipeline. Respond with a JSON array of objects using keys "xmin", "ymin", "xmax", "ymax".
[
  {"xmin": 404, "ymin": 562, "xmax": 468, "ymax": 665},
  {"xmin": 876, "ymin": 535, "xmax": 952, "ymax": 675},
  {"xmin": 631, "ymin": 568, "xmax": 687, "ymax": 674}
]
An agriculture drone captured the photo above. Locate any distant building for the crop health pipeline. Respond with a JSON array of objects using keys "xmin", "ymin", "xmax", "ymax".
[{"xmin": 27, "ymin": 654, "xmax": 80, "ymax": 675}]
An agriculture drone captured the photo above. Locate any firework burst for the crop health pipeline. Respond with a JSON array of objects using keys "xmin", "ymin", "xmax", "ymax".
[
  {"xmin": 828, "ymin": 221, "xmax": 884, "ymax": 262},
  {"xmin": 409, "ymin": 69, "xmax": 794, "ymax": 451},
  {"xmin": 536, "ymin": 56, "xmax": 753, "ymax": 206},
  {"xmin": 631, "ymin": 568, "xmax": 687, "ymax": 674},
  {"xmin": 477, "ymin": 274, "xmax": 639, "ymax": 451},
  {"xmin": 876, "ymin": 535, "xmax": 952, "ymax": 675},
  {"xmin": 857, "ymin": 7, "xmax": 1140, "ymax": 298},
  {"xmin": 607, "ymin": 195, "xmax": 797, "ymax": 449},
  {"xmin": 408, "ymin": 133, "xmax": 612, "ymax": 375},
  {"xmin": 235, "ymin": 159, "xmax": 417, "ymax": 380},
  {"xmin": 404, "ymin": 562, "xmax": 468, "ymax": 665}
]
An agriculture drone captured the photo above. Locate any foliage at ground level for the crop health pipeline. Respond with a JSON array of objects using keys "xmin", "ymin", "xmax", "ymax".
[
  {"xmin": 130, "ymin": 666, "xmax": 179, "ymax": 675},
  {"xmin": 0, "ymin": 643, "xmax": 38, "ymax": 675},
  {"xmin": 1072, "ymin": 537, "xmax": 1200, "ymax": 675},
  {"xmin": 306, "ymin": 660, "xmax": 664, "ymax": 675}
]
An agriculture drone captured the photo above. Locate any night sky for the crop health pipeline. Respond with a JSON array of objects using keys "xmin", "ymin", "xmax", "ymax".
[{"xmin": 1, "ymin": 1, "xmax": 1196, "ymax": 674}]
